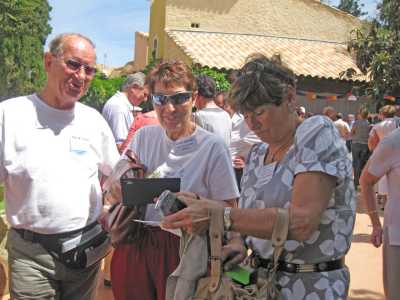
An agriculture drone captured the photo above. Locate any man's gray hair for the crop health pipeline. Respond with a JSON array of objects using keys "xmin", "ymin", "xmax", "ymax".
[
  {"xmin": 121, "ymin": 72, "xmax": 146, "ymax": 91},
  {"xmin": 49, "ymin": 33, "xmax": 96, "ymax": 58}
]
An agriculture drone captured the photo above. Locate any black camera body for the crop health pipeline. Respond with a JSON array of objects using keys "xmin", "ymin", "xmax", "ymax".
[{"xmin": 156, "ymin": 190, "xmax": 187, "ymax": 217}]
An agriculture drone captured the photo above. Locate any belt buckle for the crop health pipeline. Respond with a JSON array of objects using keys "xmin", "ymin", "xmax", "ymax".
[
  {"xmin": 22, "ymin": 230, "xmax": 35, "ymax": 242},
  {"xmin": 296, "ymin": 263, "xmax": 316, "ymax": 273}
]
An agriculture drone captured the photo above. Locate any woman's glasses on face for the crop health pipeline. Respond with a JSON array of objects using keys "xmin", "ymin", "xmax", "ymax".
[{"xmin": 151, "ymin": 91, "xmax": 192, "ymax": 106}]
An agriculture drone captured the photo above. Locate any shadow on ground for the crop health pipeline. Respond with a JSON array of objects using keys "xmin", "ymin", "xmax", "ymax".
[
  {"xmin": 349, "ymin": 289, "xmax": 384, "ymax": 300},
  {"xmin": 352, "ymin": 233, "xmax": 372, "ymax": 243}
]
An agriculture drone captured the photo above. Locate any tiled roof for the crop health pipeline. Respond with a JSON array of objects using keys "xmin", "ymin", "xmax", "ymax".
[{"xmin": 166, "ymin": 30, "xmax": 366, "ymax": 81}]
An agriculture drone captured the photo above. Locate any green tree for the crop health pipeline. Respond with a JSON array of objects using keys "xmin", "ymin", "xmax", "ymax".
[
  {"xmin": 0, "ymin": 0, "xmax": 52, "ymax": 101},
  {"xmin": 80, "ymin": 74, "xmax": 126, "ymax": 112},
  {"xmin": 337, "ymin": 0, "xmax": 367, "ymax": 17},
  {"xmin": 347, "ymin": 0, "xmax": 400, "ymax": 105},
  {"xmin": 192, "ymin": 65, "xmax": 230, "ymax": 92}
]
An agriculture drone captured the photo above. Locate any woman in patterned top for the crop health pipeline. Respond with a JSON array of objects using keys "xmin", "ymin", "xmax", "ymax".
[{"xmin": 163, "ymin": 53, "xmax": 356, "ymax": 299}]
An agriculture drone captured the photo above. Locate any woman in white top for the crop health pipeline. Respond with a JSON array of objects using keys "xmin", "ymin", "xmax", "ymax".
[
  {"xmin": 110, "ymin": 61, "xmax": 239, "ymax": 300},
  {"xmin": 368, "ymin": 105, "xmax": 398, "ymax": 204},
  {"xmin": 361, "ymin": 128, "xmax": 400, "ymax": 300}
]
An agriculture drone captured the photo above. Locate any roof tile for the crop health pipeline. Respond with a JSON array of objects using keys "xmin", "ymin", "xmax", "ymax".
[{"xmin": 166, "ymin": 30, "xmax": 366, "ymax": 81}]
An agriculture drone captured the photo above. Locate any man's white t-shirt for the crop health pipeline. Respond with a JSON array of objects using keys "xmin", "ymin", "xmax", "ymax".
[
  {"xmin": 229, "ymin": 113, "xmax": 260, "ymax": 161},
  {"xmin": 334, "ymin": 119, "xmax": 350, "ymax": 139},
  {"xmin": 129, "ymin": 125, "xmax": 240, "ymax": 221},
  {"xmin": 194, "ymin": 107, "xmax": 232, "ymax": 146},
  {"xmin": 0, "ymin": 94, "xmax": 119, "ymax": 234},
  {"xmin": 102, "ymin": 91, "xmax": 134, "ymax": 144}
]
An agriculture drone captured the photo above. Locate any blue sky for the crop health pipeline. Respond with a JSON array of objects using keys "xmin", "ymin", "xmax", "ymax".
[{"xmin": 46, "ymin": 0, "xmax": 378, "ymax": 68}]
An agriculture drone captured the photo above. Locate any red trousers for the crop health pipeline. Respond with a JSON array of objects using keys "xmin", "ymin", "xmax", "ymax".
[{"xmin": 111, "ymin": 228, "xmax": 180, "ymax": 300}]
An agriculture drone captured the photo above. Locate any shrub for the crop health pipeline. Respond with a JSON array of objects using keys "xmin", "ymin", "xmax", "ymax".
[{"xmin": 80, "ymin": 74, "xmax": 125, "ymax": 111}]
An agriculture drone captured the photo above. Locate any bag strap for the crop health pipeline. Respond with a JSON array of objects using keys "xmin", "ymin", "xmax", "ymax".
[
  {"xmin": 271, "ymin": 208, "xmax": 289, "ymax": 267},
  {"xmin": 208, "ymin": 206, "xmax": 224, "ymax": 293}
]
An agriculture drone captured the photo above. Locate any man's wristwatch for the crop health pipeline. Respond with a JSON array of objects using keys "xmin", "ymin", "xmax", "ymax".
[{"xmin": 223, "ymin": 207, "xmax": 232, "ymax": 231}]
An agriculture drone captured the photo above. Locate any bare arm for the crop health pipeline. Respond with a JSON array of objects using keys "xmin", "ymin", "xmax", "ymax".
[
  {"xmin": 230, "ymin": 171, "xmax": 335, "ymax": 241},
  {"xmin": 360, "ymin": 159, "xmax": 383, "ymax": 247},
  {"xmin": 368, "ymin": 131, "xmax": 379, "ymax": 151}
]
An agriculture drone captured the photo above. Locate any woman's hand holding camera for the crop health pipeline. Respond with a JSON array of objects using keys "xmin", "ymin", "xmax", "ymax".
[{"xmin": 161, "ymin": 192, "xmax": 223, "ymax": 234}]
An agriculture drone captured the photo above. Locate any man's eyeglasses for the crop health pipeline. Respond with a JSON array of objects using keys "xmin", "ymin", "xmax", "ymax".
[
  {"xmin": 151, "ymin": 91, "xmax": 192, "ymax": 106},
  {"xmin": 59, "ymin": 57, "xmax": 97, "ymax": 76}
]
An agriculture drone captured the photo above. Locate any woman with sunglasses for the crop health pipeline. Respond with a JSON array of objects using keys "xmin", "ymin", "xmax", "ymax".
[
  {"xmin": 110, "ymin": 61, "xmax": 239, "ymax": 300},
  {"xmin": 163, "ymin": 54, "xmax": 356, "ymax": 299}
]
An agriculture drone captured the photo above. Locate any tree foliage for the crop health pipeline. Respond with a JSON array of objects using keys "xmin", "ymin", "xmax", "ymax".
[
  {"xmin": 192, "ymin": 65, "xmax": 230, "ymax": 92},
  {"xmin": 0, "ymin": 0, "xmax": 52, "ymax": 101},
  {"xmin": 348, "ymin": 0, "xmax": 400, "ymax": 103},
  {"xmin": 337, "ymin": 0, "xmax": 367, "ymax": 17},
  {"xmin": 80, "ymin": 74, "xmax": 126, "ymax": 111}
]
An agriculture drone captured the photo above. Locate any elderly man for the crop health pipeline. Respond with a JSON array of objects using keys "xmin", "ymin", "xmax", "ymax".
[
  {"xmin": 0, "ymin": 33, "xmax": 119, "ymax": 299},
  {"xmin": 102, "ymin": 72, "xmax": 147, "ymax": 151}
]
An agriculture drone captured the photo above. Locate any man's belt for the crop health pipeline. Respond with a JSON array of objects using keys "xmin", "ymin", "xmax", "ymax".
[
  {"xmin": 253, "ymin": 257, "xmax": 345, "ymax": 273},
  {"xmin": 13, "ymin": 222, "xmax": 99, "ymax": 253}
]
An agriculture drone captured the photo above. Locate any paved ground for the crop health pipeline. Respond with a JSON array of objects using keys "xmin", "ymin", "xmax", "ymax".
[
  {"xmin": 95, "ymin": 202, "xmax": 385, "ymax": 300},
  {"xmin": 1, "ymin": 202, "xmax": 385, "ymax": 300}
]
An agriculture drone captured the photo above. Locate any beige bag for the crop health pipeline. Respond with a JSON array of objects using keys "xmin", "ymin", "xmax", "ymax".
[{"xmin": 193, "ymin": 207, "xmax": 289, "ymax": 300}]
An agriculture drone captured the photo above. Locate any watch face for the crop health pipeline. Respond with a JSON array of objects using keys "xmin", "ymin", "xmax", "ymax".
[{"xmin": 224, "ymin": 207, "xmax": 232, "ymax": 230}]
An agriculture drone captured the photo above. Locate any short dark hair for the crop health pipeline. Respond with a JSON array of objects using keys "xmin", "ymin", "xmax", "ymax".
[
  {"xmin": 147, "ymin": 60, "xmax": 196, "ymax": 93},
  {"xmin": 196, "ymin": 75, "xmax": 216, "ymax": 99},
  {"xmin": 229, "ymin": 53, "xmax": 296, "ymax": 112}
]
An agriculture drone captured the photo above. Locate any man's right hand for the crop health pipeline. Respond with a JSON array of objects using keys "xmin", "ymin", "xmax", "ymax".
[
  {"xmin": 370, "ymin": 226, "xmax": 383, "ymax": 248},
  {"xmin": 233, "ymin": 156, "xmax": 245, "ymax": 169}
]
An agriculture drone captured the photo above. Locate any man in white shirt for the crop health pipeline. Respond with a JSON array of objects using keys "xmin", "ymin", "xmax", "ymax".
[
  {"xmin": 214, "ymin": 93, "xmax": 260, "ymax": 189},
  {"xmin": 193, "ymin": 75, "xmax": 232, "ymax": 146},
  {"xmin": 323, "ymin": 106, "xmax": 350, "ymax": 141},
  {"xmin": 0, "ymin": 33, "xmax": 119, "ymax": 300},
  {"xmin": 102, "ymin": 72, "xmax": 147, "ymax": 151}
]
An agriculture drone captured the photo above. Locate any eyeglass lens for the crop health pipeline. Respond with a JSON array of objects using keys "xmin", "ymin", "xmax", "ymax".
[
  {"xmin": 152, "ymin": 92, "xmax": 192, "ymax": 105},
  {"xmin": 65, "ymin": 59, "xmax": 96, "ymax": 76}
]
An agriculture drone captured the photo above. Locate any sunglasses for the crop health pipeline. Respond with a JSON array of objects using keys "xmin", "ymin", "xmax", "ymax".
[
  {"xmin": 62, "ymin": 58, "xmax": 97, "ymax": 76},
  {"xmin": 151, "ymin": 91, "xmax": 193, "ymax": 106}
]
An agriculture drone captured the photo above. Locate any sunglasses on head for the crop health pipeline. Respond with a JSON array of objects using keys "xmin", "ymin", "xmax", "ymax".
[
  {"xmin": 64, "ymin": 58, "xmax": 97, "ymax": 76},
  {"xmin": 151, "ymin": 91, "xmax": 193, "ymax": 106}
]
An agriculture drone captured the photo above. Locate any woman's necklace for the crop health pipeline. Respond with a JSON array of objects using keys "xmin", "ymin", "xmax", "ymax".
[{"xmin": 264, "ymin": 135, "xmax": 294, "ymax": 164}]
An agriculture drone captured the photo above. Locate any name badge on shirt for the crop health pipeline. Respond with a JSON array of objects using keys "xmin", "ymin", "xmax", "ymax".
[
  {"xmin": 174, "ymin": 136, "xmax": 197, "ymax": 153},
  {"xmin": 70, "ymin": 136, "xmax": 90, "ymax": 155}
]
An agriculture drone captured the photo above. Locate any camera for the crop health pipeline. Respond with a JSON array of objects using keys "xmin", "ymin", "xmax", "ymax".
[{"xmin": 155, "ymin": 190, "xmax": 187, "ymax": 217}]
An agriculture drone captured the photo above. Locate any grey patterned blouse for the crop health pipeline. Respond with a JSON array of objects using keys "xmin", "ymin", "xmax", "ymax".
[{"xmin": 239, "ymin": 115, "xmax": 356, "ymax": 299}]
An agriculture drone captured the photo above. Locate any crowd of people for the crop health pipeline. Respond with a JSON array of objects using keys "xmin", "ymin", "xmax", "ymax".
[{"xmin": 0, "ymin": 32, "xmax": 399, "ymax": 300}]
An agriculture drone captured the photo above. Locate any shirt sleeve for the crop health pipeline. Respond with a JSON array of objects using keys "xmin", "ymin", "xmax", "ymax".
[
  {"xmin": 207, "ymin": 144, "xmax": 240, "ymax": 200},
  {"xmin": 293, "ymin": 116, "xmax": 351, "ymax": 182},
  {"xmin": 98, "ymin": 116, "xmax": 121, "ymax": 177},
  {"xmin": 108, "ymin": 111, "xmax": 132, "ymax": 144},
  {"xmin": 368, "ymin": 133, "xmax": 397, "ymax": 178}
]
